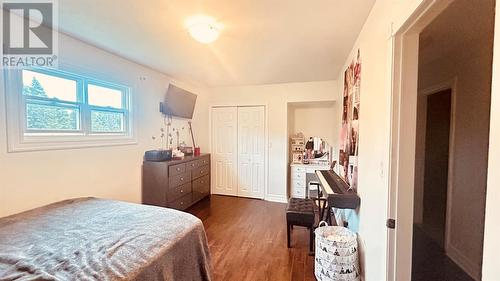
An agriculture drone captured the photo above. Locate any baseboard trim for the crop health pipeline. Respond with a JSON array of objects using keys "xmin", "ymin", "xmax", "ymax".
[
  {"xmin": 446, "ymin": 244, "xmax": 481, "ymax": 281},
  {"xmin": 265, "ymin": 194, "xmax": 288, "ymax": 203}
]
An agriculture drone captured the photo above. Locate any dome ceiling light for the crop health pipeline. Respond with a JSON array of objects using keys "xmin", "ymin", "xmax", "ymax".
[{"xmin": 185, "ymin": 15, "xmax": 222, "ymax": 44}]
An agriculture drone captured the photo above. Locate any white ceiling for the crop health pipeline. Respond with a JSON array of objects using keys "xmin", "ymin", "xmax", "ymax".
[{"xmin": 58, "ymin": 0, "xmax": 375, "ymax": 86}]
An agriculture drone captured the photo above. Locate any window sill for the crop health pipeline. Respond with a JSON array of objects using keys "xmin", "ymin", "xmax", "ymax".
[{"xmin": 7, "ymin": 136, "xmax": 138, "ymax": 153}]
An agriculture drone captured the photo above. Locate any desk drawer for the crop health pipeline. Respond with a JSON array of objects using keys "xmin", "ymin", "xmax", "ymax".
[
  {"xmin": 169, "ymin": 172, "xmax": 191, "ymax": 188},
  {"xmin": 167, "ymin": 182, "xmax": 192, "ymax": 202},
  {"xmin": 291, "ymin": 187, "xmax": 305, "ymax": 198},
  {"xmin": 167, "ymin": 193, "xmax": 192, "ymax": 210},
  {"xmin": 169, "ymin": 163, "xmax": 186, "ymax": 176},
  {"xmin": 291, "ymin": 166, "xmax": 306, "ymax": 173},
  {"xmin": 192, "ymin": 166, "xmax": 209, "ymax": 180},
  {"xmin": 291, "ymin": 178, "xmax": 306, "ymax": 188},
  {"xmin": 291, "ymin": 172, "xmax": 306, "ymax": 180}
]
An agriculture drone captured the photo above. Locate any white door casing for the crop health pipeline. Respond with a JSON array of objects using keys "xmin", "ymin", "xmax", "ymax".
[
  {"xmin": 211, "ymin": 107, "xmax": 238, "ymax": 196},
  {"xmin": 237, "ymin": 106, "xmax": 265, "ymax": 199}
]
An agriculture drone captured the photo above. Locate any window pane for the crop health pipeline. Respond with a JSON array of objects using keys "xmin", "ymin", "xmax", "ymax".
[
  {"xmin": 88, "ymin": 84, "xmax": 124, "ymax": 108},
  {"xmin": 91, "ymin": 110, "xmax": 124, "ymax": 133},
  {"xmin": 22, "ymin": 70, "xmax": 78, "ymax": 102},
  {"xmin": 26, "ymin": 103, "xmax": 79, "ymax": 131}
]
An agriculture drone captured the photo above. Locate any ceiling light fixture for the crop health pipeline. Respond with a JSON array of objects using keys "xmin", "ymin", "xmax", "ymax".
[{"xmin": 185, "ymin": 15, "xmax": 221, "ymax": 44}]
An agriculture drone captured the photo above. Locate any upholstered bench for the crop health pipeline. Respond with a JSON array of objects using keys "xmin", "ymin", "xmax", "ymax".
[{"xmin": 286, "ymin": 198, "xmax": 315, "ymax": 252}]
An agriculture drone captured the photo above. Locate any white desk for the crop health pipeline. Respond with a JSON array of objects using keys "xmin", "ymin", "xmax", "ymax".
[{"xmin": 289, "ymin": 163, "xmax": 330, "ymax": 198}]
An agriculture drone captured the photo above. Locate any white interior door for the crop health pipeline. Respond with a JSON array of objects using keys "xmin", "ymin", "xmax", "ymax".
[
  {"xmin": 237, "ymin": 106, "xmax": 265, "ymax": 199},
  {"xmin": 211, "ymin": 107, "xmax": 238, "ymax": 196}
]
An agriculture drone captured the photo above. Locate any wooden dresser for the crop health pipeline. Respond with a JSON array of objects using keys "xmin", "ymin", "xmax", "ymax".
[{"xmin": 142, "ymin": 154, "xmax": 210, "ymax": 210}]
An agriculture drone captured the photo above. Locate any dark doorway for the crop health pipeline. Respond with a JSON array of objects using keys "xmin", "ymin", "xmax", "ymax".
[{"xmin": 422, "ymin": 89, "xmax": 451, "ymax": 247}]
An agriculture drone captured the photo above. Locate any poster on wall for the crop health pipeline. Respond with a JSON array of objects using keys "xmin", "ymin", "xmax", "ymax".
[{"xmin": 339, "ymin": 49, "xmax": 361, "ymax": 190}]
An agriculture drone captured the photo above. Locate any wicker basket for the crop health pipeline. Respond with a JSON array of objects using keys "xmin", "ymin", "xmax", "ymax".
[{"xmin": 314, "ymin": 221, "xmax": 360, "ymax": 281}]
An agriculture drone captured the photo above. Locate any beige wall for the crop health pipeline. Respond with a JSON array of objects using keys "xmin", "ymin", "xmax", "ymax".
[
  {"xmin": 482, "ymin": 0, "xmax": 500, "ymax": 279},
  {"xmin": 208, "ymin": 81, "xmax": 339, "ymax": 202},
  {"xmin": 414, "ymin": 15, "xmax": 493, "ymax": 277},
  {"xmin": 288, "ymin": 101, "xmax": 337, "ymax": 148},
  {"xmin": 412, "ymin": 1, "xmax": 495, "ymax": 277},
  {"xmin": 333, "ymin": 0, "xmax": 440, "ymax": 279},
  {"xmin": 349, "ymin": 1, "xmax": 500, "ymax": 280},
  {"xmin": 0, "ymin": 32, "xmax": 210, "ymax": 217}
]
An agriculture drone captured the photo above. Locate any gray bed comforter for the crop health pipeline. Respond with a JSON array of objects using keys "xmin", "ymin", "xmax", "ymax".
[{"xmin": 0, "ymin": 198, "xmax": 212, "ymax": 281}]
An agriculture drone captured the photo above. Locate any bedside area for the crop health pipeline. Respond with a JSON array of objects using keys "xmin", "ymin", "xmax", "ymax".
[{"xmin": 142, "ymin": 154, "xmax": 211, "ymax": 210}]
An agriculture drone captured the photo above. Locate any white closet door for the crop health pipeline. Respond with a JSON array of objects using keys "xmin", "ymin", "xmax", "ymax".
[
  {"xmin": 211, "ymin": 107, "xmax": 238, "ymax": 196},
  {"xmin": 237, "ymin": 106, "xmax": 265, "ymax": 199}
]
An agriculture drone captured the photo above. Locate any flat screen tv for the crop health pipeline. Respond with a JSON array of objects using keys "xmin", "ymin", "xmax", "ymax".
[{"xmin": 162, "ymin": 84, "xmax": 197, "ymax": 119}]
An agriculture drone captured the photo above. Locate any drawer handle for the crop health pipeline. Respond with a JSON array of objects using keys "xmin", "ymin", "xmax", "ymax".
[
  {"xmin": 180, "ymin": 189, "xmax": 184, "ymax": 193},
  {"xmin": 191, "ymin": 163, "xmax": 195, "ymax": 167},
  {"xmin": 200, "ymin": 170, "xmax": 204, "ymax": 174},
  {"xmin": 180, "ymin": 202, "xmax": 184, "ymax": 205},
  {"xmin": 176, "ymin": 167, "xmax": 181, "ymax": 171},
  {"xmin": 180, "ymin": 177, "xmax": 184, "ymax": 181},
  {"xmin": 200, "ymin": 181, "xmax": 204, "ymax": 184}
]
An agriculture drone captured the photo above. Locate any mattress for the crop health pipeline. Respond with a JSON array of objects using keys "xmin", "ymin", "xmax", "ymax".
[{"xmin": 0, "ymin": 198, "xmax": 212, "ymax": 281}]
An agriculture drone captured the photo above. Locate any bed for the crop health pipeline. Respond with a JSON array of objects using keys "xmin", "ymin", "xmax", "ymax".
[{"xmin": 0, "ymin": 198, "xmax": 212, "ymax": 281}]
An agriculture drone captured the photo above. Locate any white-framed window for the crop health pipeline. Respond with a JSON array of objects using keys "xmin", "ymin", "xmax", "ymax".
[{"xmin": 5, "ymin": 67, "xmax": 136, "ymax": 152}]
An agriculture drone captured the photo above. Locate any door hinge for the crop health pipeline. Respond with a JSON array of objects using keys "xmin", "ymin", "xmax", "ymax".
[{"xmin": 386, "ymin": 219, "xmax": 396, "ymax": 229}]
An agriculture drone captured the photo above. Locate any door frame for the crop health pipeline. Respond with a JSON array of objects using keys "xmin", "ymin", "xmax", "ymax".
[
  {"xmin": 417, "ymin": 78, "xmax": 457, "ymax": 255},
  {"xmin": 386, "ymin": 1, "xmax": 455, "ymax": 280},
  {"xmin": 209, "ymin": 104, "xmax": 269, "ymax": 200}
]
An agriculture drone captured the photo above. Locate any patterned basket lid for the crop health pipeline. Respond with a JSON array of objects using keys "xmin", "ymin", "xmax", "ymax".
[{"xmin": 315, "ymin": 222, "xmax": 357, "ymax": 244}]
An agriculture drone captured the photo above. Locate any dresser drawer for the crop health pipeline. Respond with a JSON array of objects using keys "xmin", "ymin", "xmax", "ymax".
[
  {"xmin": 169, "ymin": 163, "xmax": 186, "ymax": 176},
  {"xmin": 169, "ymin": 172, "xmax": 191, "ymax": 188},
  {"xmin": 198, "ymin": 156, "xmax": 210, "ymax": 167},
  {"xmin": 193, "ymin": 175, "xmax": 210, "ymax": 202},
  {"xmin": 167, "ymin": 193, "xmax": 192, "ymax": 210},
  {"xmin": 185, "ymin": 160, "xmax": 198, "ymax": 171},
  {"xmin": 167, "ymin": 182, "xmax": 192, "ymax": 202},
  {"xmin": 193, "ymin": 175, "xmax": 210, "ymax": 191},
  {"xmin": 193, "ymin": 188, "xmax": 209, "ymax": 202},
  {"xmin": 192, "ymin": 165, "xmax": 209, "ymax": 180}
]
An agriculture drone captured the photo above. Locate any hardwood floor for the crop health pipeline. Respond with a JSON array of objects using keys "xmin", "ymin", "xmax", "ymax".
[{"xmin": 189, "ymin": 195, "xmax": 315, "ymax": 281}]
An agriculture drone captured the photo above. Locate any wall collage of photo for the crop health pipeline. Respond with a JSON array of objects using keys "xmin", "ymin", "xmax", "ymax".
[{"xmin": 339, "ymin": 49, "xmax": 361, "ymax": 190}]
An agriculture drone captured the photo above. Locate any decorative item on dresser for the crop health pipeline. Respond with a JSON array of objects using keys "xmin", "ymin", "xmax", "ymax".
[{"xmin": 142, "ymin": 154, "xmax": 211, "ymax": 210}]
